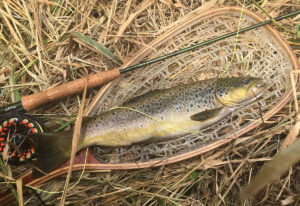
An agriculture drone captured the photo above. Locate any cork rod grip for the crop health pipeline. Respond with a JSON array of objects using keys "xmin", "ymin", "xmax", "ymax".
[{"xmin": 21, "ymin": 68, "xmax": 121, "ymax": 111}]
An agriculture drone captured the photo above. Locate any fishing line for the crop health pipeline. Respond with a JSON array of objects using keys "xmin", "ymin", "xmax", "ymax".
[
  {"xmin": 252, "ymin": 90, "xmax": 265, "ymax": 124},
  {"xmin": 108, "ymin": 106, "xmax": 198, "ymax": 135},
  {"xmin": 28, "ymin": 148, "xmax": 89, "ymax": 194},
  {"xmin": 0, "ymin": 148, "xmax": 89, "ymax": 195},
  {"xmin": 28, "ymin": 187, "xmax": 47, "ymax": 206}
]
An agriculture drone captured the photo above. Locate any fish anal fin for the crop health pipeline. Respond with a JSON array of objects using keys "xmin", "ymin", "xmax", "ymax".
[{"xmin": 190, "ymin": 107, "xmax": 224, "ymax": 122}]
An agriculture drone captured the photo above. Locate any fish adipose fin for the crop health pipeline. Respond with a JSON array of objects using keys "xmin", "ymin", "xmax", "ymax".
[
  {"xmin": 30, "ymin": 131, "xmax": 73, "ymax": 178},
  {"xmin": 190, "ymin": 107, "xmax": 224, "ymax": 122}
]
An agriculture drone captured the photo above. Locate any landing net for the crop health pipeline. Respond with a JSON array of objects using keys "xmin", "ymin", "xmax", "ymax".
[{"xmin": 90, "ymin": 10, "xmax": 293, "ymax": 164}]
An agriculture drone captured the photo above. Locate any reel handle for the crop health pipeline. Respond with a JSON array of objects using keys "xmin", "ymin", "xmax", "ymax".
[{"xmin": 21, "ymin": 68, "xmax": 121, "ymax": 111}]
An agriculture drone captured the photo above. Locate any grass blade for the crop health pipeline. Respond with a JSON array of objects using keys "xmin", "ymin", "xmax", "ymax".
[{"xmin": 72, "ymin": 32, "xmax": 123, "ymax": 65}]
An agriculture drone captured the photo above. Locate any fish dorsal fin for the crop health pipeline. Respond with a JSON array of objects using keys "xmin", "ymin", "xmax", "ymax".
[{"xmin": 190, "ymin": 107, "xmax": 224, "ymax": 122}]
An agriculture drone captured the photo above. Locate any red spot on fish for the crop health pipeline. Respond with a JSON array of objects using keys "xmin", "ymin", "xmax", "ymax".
[
  {"xmin": 0, "ymin": 138, "xmax": 4, "ymax": 141},
  {"xmin": 0, "ymin": 143, "xmax": 5, "ymax": 146},
  {"xmin": 1, "ymin": 133, "xmax": 6, "ymax": 136},
  {"xmin": 0, "ymin": 147, "xmax": 2, "ymax": 152}
]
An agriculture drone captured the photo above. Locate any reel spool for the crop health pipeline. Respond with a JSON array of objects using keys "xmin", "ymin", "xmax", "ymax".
[{"xmin": 0, "ymin": 113, "xmax": 46, "ymax": 165}]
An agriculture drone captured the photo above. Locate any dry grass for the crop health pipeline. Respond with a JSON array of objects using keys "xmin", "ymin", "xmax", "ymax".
[{"xmin": 0, "ymin": 0, "xmax": 300, "ymax": 205}]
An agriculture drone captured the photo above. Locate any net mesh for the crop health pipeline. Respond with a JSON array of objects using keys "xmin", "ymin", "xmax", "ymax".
[{"xmin": 89, "ymin": 11, "xmax": 292, "ymax": 164}]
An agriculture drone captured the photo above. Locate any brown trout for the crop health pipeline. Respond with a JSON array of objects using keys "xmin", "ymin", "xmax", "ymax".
[{"xmin": 31, "ymin": 77, "xmax": 265, "ymax": 175}]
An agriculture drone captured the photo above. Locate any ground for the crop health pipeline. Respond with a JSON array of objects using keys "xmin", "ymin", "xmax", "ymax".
[{"xmin": 0, "ymin": 0, "xmax": 300, "ymax": 205}]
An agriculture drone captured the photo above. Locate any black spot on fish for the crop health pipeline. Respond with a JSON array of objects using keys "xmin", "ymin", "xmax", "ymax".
[
  {"xmin": 217, "ymin": 89, "xmax": 224, "ymax": 97},
  {"xmin": 190, "ymin": 103, "xmax": 193, "ymax": 108}
]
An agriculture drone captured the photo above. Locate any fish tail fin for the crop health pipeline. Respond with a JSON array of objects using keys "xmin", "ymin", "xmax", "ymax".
[{"xmin": 30, "ymin": 131, "xmax": 73, "ymax": 177}]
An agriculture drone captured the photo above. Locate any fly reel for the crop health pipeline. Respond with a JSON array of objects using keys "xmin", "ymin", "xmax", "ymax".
[{"xmin": 0, "ymin": 111, "xmax": 46, "ymax": 165}]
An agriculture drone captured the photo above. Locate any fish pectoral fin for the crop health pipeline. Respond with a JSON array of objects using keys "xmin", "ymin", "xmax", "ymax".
[{"xmin": 190, "ymin": 107, "xmax": 224, "ymax": 122}]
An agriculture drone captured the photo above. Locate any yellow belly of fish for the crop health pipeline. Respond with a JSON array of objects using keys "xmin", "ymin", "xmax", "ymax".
[{"xmin": 81, "ymin": 117, "xmax": 200, "ymax": 148}]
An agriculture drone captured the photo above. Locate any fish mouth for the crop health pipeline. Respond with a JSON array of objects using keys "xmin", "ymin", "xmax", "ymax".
[
  {"xmin": 244, "ymin": 81, "xmax": 266, "ymax": 104},
  {"xmin": 251, "ymin": 81, "xmax": 266, "ymax": 97},
  {"xmin": 233, "ymin": 80, "xmax": 266, "ymax": 107}
]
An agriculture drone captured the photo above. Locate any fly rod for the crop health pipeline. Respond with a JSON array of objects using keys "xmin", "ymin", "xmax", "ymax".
[{"xmin": 1, "ymin": 9, "xmax": 299, "ymax": 113}]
